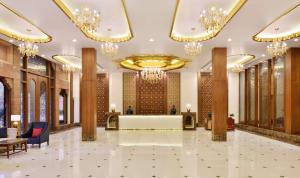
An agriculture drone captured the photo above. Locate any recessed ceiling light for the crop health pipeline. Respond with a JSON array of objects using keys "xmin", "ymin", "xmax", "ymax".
[
  {"xmin": 261, "ymin": 54, "xmax": 266, "ymax": 57},
  {"xmin": 294, "ymin": 38, "xmax": 299, "ymax": 42},
  {"xmin": 41, "ymin": 54, "xmax": 45, "ymax": 57},
  {"xmin": 72, "ymin": 39, "xmax": 77, "ymax": 42},
  {"xmin": 149, "ymin": 38, "xmax": 154, "ymax": 42},
  {"xmin": 227, "ymin": 38, "xmax": 232, "ymax": 42},
  {"xmin": 9, "ymin": 39, "xmax": 14, "ymax": 43}
]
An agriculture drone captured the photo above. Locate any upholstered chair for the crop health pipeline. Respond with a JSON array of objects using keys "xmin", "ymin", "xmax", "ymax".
[{"xmin": 21, "ymin": 122, "xmax": 49, "ymax": 148}]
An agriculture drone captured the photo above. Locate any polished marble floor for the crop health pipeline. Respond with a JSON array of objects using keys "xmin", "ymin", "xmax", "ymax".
[{"xmin": 1, "ymin": 128, "xmax": 300, "ymax": 178}]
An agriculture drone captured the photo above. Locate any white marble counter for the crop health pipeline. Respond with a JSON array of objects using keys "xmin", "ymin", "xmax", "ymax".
[{"xmin": 119, "ymin": 115, "xmax": 183, "ymax": 130}]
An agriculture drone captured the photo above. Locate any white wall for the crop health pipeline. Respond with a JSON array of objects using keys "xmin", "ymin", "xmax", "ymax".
[
  {"xmin": 73, "ymin": 72, "xmax": 81, "ymax": 123},
  {"xmin": 228, "ymin": 71, "xmax": 239, "ymax": 123},
  {"xmin": 109, "ymin": 72, "xmax": 123, "ymax": 114},
  {"xmin": 180, "ymin": 72, "xmax": 198, "ymax": 113}
]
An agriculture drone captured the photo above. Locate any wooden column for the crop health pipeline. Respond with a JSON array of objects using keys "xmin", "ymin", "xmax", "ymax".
[
  {"xmin": 211, "ymin": 48, "xmax": 228, "ymax": 141},
  {"xmin": 284, "ymin": 48, "xmax": 300, "ymax": 134},
  {"xmin": 81, "ymin": 48, "xmax": 97, "ymax": 141}
]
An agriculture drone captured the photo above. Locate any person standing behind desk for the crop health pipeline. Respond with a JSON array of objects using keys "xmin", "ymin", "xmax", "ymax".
[
  {"xmin": 170, "ymin": 105, "xmax": 177, "ymax": 115},
  {"xmin": 126, "ymin": 105, "xmax": 134, "ymax": 115}
]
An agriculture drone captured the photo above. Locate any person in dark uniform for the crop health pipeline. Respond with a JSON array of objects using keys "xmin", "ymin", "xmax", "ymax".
[
  {"xmin": 126, "ymin": 105, "xmax": 134, "ymax": 115},
  {"xmin": 170, "ymin": 105, "xmax": 177, "ymax": 115}
]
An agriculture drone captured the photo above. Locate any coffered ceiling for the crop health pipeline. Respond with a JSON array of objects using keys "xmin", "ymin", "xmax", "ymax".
[{"xmin": 0, "ymin": 0, "xmax": 299, "ymax": 72}]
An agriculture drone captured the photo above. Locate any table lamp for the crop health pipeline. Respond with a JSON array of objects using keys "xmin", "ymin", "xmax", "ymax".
[
  {"xmin": 11, "ymin": 115, "xmax": 21, "ymax": 136},
  {"xmin": 186, "ymin": 104, "xmax": 192, "ymax": 112},
  {"xmin": 111, "ymin": 104, "xmax": 116, "ymax": 112}
]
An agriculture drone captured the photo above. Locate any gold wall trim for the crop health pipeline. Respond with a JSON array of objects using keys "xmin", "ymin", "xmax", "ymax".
[
  {"xmin": 53, "ymin": 0, "xmax": 133, "ymax": 42},
  {"xmin": 253, "ymin": 3, "xmax": 300, "ymax": 42},
  {"xmin": 0, "ymin": 1, "xmax": 52, "ymax": 43},
  {"xmin": 169, "ymin": 0, "xmax": 247, "ymax": 42}
]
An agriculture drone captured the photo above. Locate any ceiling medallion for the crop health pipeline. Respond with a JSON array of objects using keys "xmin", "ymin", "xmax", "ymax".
[
  {"xmin": 18, "ymin": 42, "xmax": 39, "ymax": 57},
  {"xmin": 184, "ymin": 42, "xmax": 202, "ymax": 56},
  {"xmin": 119, "ymin": 55, "xmax": 187, "ymax": 71},
  {"xmin": 266, "ymin": 28, "xmax": 288, "ymax": 57},
  {"xmin": 141, "ymin": 67, "xmax": 165, "ymax": 84},
  {"xmin": 101, "ymin": 42, "xmax": 119, "ymax": 57},
  {"xmin": 73, "ymin": 7, "xmax": 100, "ymax": 33},
  {"xmin": 199, "ymin": 7, "xmax": 228, "ymax": 35}
]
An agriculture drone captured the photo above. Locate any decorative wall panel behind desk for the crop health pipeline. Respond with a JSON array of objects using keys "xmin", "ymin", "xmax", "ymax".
[{"xmin": 96, "ymin": 74, "xmax": 109, "ymax": 126}]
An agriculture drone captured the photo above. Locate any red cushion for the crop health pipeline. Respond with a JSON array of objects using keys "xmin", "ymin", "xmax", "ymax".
[{"xmin": 32, "ymin": 128, "xmax": 42, "ymax": 137}]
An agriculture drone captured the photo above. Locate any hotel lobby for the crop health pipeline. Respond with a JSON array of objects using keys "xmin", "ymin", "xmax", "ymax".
[{"xmin": 1, "ymin": 0, "xmax": 300, "ymax": 177}]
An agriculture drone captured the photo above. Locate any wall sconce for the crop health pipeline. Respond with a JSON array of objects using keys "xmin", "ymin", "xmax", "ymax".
[
  {"xmin": 111, "ymin": 104, "xmax": 116, "ymax": 112},
  {"xmin": 186, "ymin": 104, "xmax": 192, "ymax": 112},
  {"xmin": 11, "ymin": 115, "xmax": 21, "ymax": 136}
]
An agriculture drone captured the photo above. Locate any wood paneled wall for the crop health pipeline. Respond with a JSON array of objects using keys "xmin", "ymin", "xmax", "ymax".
[
  {"xmin": 198, "ymin": 72, "xmax": 212, "ymax": 127},
  {"xmin": 123, "ymin": 72, "xmax": 180, "ymax": 115},
  {"xmin": 96, "ymin": 73, "xmax": 109, "ymax": 126}
]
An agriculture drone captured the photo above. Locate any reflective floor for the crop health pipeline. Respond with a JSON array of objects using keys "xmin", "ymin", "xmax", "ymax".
[{"xmin": 1, "ymin": 128, "xmax": 300, "ymax": 178}]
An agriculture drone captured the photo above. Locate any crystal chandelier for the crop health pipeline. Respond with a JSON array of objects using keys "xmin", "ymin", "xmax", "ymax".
[
  {"xmin": 141, "ymin": 68, "xmax": 165, "ymax": 84},
  {"xmin": 231, "ymin": 64, "xmax": 244, "ymax": 73},
  {"xmin": 62, "ymin": 64, "xmax": 81, "ymax": 73},
  {"xmin": 184, "ymin": 42, "xmax": 202, "ymax": 56},
  {"xmin": 101, "ymin": 42, "xmax": 119, "ymax": 57},
  {"xmin": 267, "ymin": 41, "xmax": 287, "ymax": 57},
  {"xmin": 18, "ymin": 42, "xmax": 39, "ymax": 57},
  {"xmin": 73, "ymin": 7, "xmax": 100, "ymax": 33},
  {"xmin": 266, "ymin": 28, "xmax": 288, "ymax": 57},
  {"xmin": 199, "ymin": 7, "xmax": 227, "ymax": 34}
]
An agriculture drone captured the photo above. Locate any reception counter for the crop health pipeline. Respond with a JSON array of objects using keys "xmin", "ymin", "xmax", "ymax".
[{"xmin": 119, "ymin": 115, "xmax": 183, "ymax": 130}]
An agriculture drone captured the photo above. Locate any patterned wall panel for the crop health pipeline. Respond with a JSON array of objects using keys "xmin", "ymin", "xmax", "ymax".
[
  {"xmin": 123, "ymin": 73, "xmax": 137, "ymax": 113},
  {"xmin": 198, "ymin": 72, "xmax": 212, "ymax": 126},
  {"xmin": 166, "ymin": 72, "xmax": 180, "ymax": 114},
  {"xmin": 96, "ymin": 74, "xmax": 109, "ymax": 126},
  {"xmin": 136, "ymin": 74, "xmax": 167, "ymax": 115}
]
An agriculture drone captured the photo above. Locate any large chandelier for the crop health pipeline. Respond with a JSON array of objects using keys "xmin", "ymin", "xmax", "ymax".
[
  {"xmin": 73, "ymin": 7, "xmax": 100, "ymax": 33},
  {"xmin": 184, "ymin": 42, "xmax": 202, "ymax": 56},
  {"xmin": 231, "ymin": 64, "xmax": 244, "ymax": 73},
  {"xmin": 267, "ymin": 41, "xmax": 287, "ymax": 57},
  {"xmin": 18, "ymin": 42, "xmax": 39, "ymax": 57},
  {"xmin": 141, "ymin": 68, "xmax": 165, "ymax": 84},
  {"xmin": 101, "ymin": 42, "xmax": 119, "ymax": 57},
  {"xmin": 267, "ymin": 28, "xmax": 288, "ymax": 57},
  {"xmin": 62, "ymin": 64, "xmax": 81, "ymax": 73},
  {"xmin": 199, "ymin": 7, "xmax": 227, "ymax": 34}
]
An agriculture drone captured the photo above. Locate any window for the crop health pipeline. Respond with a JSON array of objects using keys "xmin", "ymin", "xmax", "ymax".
[
  {"xmin": 59, "ymin": 90, "xmax": 67, "ymax": 124},
  {"xmin": 28, "ymin": 80, "xmax": 36, "ymax": 124},
  {"xmin": 259, "ymin": 62, "xmax": 269, "ymax": 128},
  {"xmin": 274, "ymin": 57, "xmax": 284, "ymax": 129},
  {"xmin": 40, "ymin": 81, "xmax": 46, "ymax": 122},
  {"xmin": 247, "ymin": 67, "xmax": 256, "ymax": 125},
  {"xmin": 0, "ymin": 81, "xmax": 6, "ymax": 127}
]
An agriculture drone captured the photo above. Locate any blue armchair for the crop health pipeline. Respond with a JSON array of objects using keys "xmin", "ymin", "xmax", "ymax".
[
  {"xmin": 21, "ymin": 122, "xmax": 49, "ymax": 148},
  {"xmin": 0, "ymin": 127, "xmax": 7, "ymax": 138}
]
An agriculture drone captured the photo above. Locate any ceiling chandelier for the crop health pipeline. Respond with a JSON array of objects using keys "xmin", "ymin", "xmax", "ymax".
[
  {"xmin": 231, "ymin": 64, "xmax": 244, "ymax": 73},
  {"xmin": 18, "ymin": 42, "xmax": 39, "ymax": 57},
  {"xmin": 101, "ymin": 42, "xmax": 119, "ymax": 57},
  {"xmin": 266, "ymin": 28, "xmax": 288, "ymax": 57},
  {"xmin": 141, "ymin": 67, "xmax": 165, "ymax": 84},
  {"xmin": 199, "ymin": 6, "xmax": 227, "ymax": 34},
  {"xmin": 62, "ymin": 64, "xmax": 81, "ymax": 73},
  {"xmin": 73, "ymin": 7, "xmax": 100, "ymax": 33},
  {"xmin": 184, "ymin": 42, "xmax": 202, "ymax": 56}
]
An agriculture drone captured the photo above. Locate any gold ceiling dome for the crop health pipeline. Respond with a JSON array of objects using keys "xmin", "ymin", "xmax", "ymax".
[{"xmin": 119, "ymin": 54, "xmax": 188, "ymax": 71}]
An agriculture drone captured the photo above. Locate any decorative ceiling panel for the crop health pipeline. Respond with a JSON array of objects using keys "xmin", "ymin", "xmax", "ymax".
[
  {"xmin": 0, "ymin": 1, "xmax": 51, "ymax": 43},
  {"xmin": 253, "ymin": 3, "xmax": 300, "ymax": 42},
  {"xmin": 53, "ymin": 0, "xmax": 133, "ymax": 42},
  {"xmin": 170, "ymin": 0, "xmax": 247, "ymax": 42}
]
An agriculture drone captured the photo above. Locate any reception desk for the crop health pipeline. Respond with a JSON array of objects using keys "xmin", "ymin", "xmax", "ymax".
[{"xmin": 119, "ymin": 115, "xmax": 183, "ymax": 130}]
